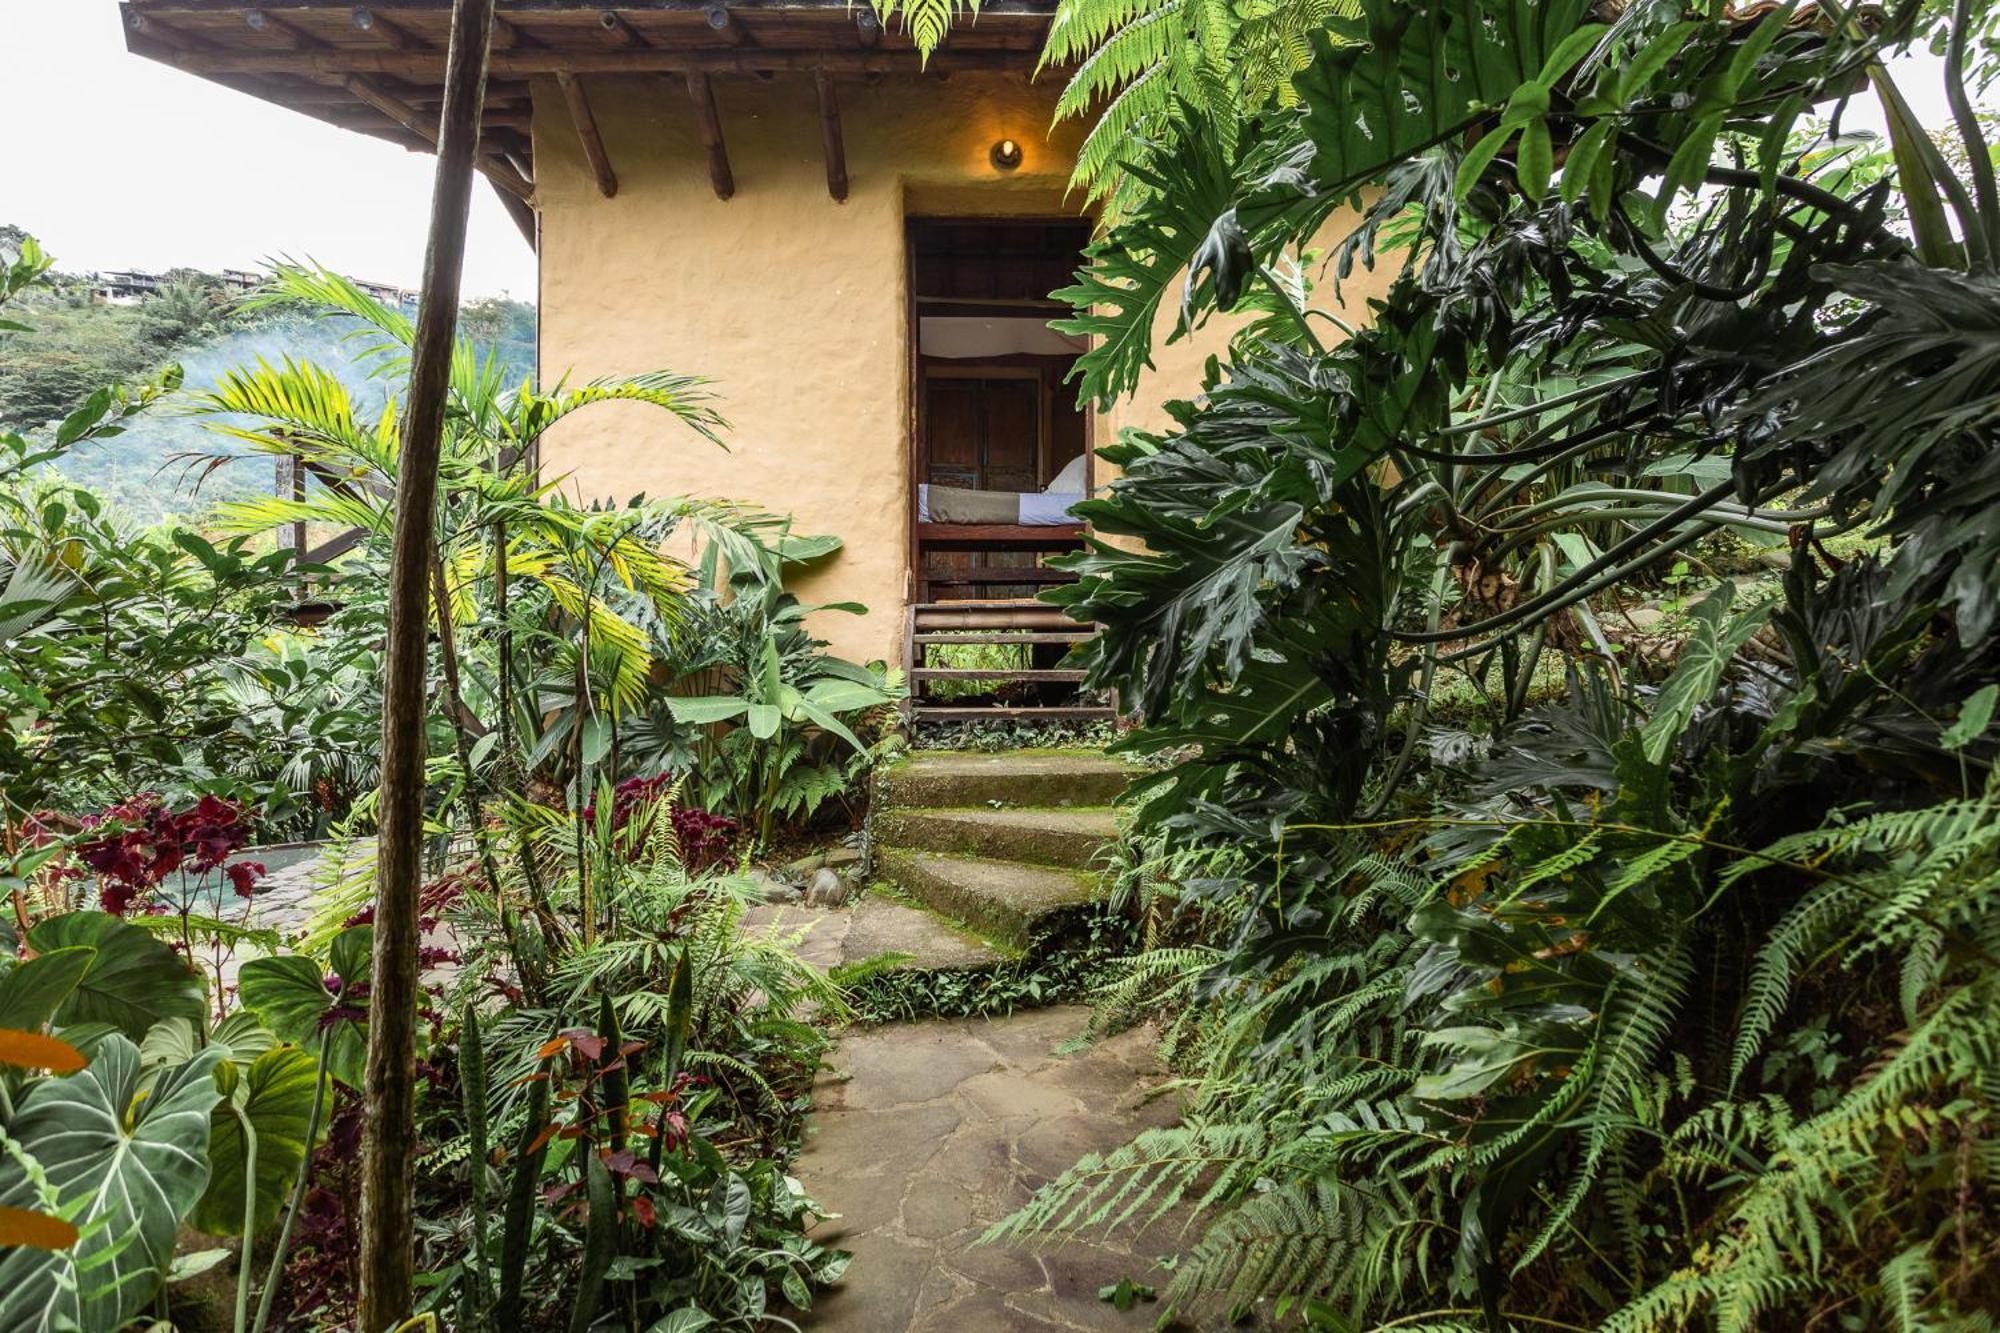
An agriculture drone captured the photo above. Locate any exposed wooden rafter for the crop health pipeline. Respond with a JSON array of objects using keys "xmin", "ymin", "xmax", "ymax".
[
  {"xmin": 702, "ymin": 3, "xmax": 748, "ymax": 46},
  {"xmin": 243, "ymin": 7, "xmax": 329, "ymax": 48},
  {"xmin": 343, "ymin": 74, "xmax": 536, "ymax": 199},
  {"xmin": 489, "ymin": 175, "xmax": 540, "ymax": 247},
  {"xmin": 813, "ymin": 69, "xmax": 846, "ymax": 202},
  {"xmin": 555, "ymin": 71, "xmax": 618, "ymax": 196},
  {"xmin": 350, "ymin": 6, "xmax": 429, "ymax": 48},
  {"xmin": 595, "ymin": 8, "xmax": 642, "ymax": 47},
  {"xmin": 684, "ymin": 71, "xmax": 733, "ymax": 200}
]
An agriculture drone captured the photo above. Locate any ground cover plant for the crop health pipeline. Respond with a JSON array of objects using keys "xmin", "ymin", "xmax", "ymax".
[{"xmin": 867, "ymin": 0, "xmax": 2000, "ymax": 1327}]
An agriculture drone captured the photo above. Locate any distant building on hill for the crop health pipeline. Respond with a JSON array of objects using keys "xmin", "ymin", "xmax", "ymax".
[{"xmin": 90, "ymin": 266, "xmax": 414, "ymax": 307}]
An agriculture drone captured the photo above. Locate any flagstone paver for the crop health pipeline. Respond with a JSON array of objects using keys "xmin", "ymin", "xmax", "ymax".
[{"xmin": 797, "ymin": 1005, "xmax": 1197, "ymax": 1332}]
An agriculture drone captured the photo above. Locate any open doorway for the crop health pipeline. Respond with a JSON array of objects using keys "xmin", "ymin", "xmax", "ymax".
[
  {"xmin": 907, "ymin": 218, "xmax": 1093, "ymax": 604},
  {"xmin": 903, "ymin": 218, "xmax": 1109, "ymax": 724}
]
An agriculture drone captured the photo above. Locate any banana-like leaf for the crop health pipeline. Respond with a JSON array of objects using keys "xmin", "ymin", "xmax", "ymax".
[{"xmin": 0, "ymin": 1037, "xmax": 224, "ymax": 1333}]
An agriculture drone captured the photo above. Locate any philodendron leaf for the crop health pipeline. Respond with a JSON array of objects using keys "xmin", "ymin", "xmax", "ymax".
[
  {"xmin": 191, "ymin": 1043, "xmax": 325, "ymax": 1236},
  {"xmin": 0, "ymin": 947, "xmax": 94, "ymax": 1031},
  {"xmin": 1640, "ymin": 584, "xmax": 1775, "ymax": 765},
  {"xmin": 0, "ymin": 1036, "xmax": 224, "ymax": 1333},
  {"xmin": 25, "ymin": 911, "xmax": 205, "ymax": 1040},
  {"xmin": 237, "ymin": 927, "xmax": 372, "ymax": 1089}
]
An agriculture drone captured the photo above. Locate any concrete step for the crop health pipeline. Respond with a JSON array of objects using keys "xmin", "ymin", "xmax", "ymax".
[
  {"xmin": 875, "ymin": 806, "xmax": 1116, "ymax": 870},
  {"xmin": 877, "ymin": 848, "xmax": 1101, "ymax": 952},
  {"xmin": 881, "ymin": 750, "xmax": 1131, "ymax": 810},
  {"xmin": 742, "ymin": 893, "xmax": 1009, "ymax": 977}
]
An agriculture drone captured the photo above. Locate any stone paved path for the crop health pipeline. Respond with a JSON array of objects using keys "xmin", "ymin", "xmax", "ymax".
[{"xmin": 797, "ymin": 1006, "xmax": 1193, "ymax": 1332}]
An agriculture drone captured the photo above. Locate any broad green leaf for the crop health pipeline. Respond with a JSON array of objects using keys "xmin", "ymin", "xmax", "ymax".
[
  {"xmin": 580, "ymin": 715, "xmax": 612, "ymax": 766},
  {"xmin": 1535, "ymin": 23, "xmax": 1610, "ymax": 86},
  {"xmin": 239, "ymin": 934, "xmax": 369, "ymax": 1089},
  {"xmin": 792, "ymin": 698, "xmax": 865, "ymax": 752},
  {"xmin": 0, "ymin": 947, "xmax": 94, "ymax": 1031},
  {"xmin": 665, "ymin": 696, "xmax": 750, "ymax": 726},
  {"xmin": 1561, "ymin": 121, "xmax": 1615, "ymax": 206},
  {"xmin": 1941, "ymin": 684, "xmax": 1998, "ymax": 751},
  {"xmin": 329, "ymin": 923, "xmax": 373, "ymax": 985},
  {"xmin": 803, "ymin": 678, "xmax": 896, "ymax": 712},
  {"xmin": 1455, "ymin": 124, "xmax": 1514, "ymax": 199},
  {"xmin": 746, "ymin": 703, "xmax": 782, "ymax": 740},
  {"xmin": 191, "ymin": 1044, "xmax": 326, "ymax": 1236},
  {"xmin": 0, "ymin": 1036, "xmax": 224, "ymax": 1332},
  {"xmin": 1614, "ymin": 21, "xmax": 1698, "ymax": 104},
  {"xmin": 1641, "ymin": 584, "xmax": 1775, "ymax": 764},
  {"xmin": 236, "ymin": 955, "xmax": 331, "ymax": 1044},
  {"xmin": 1516, "ymin": 119, "xmax": 1554, "ymax": 203},
  {"xmin": 26, "ymin": 912, "xmax": 205, "ymax": 1040}
]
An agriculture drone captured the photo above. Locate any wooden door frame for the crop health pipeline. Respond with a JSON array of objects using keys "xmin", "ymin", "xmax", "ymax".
[{"xmin": 903, "ymin": 215, "xmax": 1096, "ymax": 625}]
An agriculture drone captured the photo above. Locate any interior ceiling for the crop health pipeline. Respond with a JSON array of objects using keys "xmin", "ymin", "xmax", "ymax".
[{"xmin": 120, "ymin": 2, "xmax": 1060, "ymax": 238}]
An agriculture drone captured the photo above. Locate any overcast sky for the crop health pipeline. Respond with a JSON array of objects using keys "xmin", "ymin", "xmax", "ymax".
[
  {"xmin": 0, "ymin": 6, "xmax": 1966, "ymax": 303},
  {"xmin": 2, "ymin": 3, "xmax": 540, "ymax": 298}
]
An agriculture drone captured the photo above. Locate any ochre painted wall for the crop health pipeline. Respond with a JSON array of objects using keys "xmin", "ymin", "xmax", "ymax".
[{"xmin": 532, "ymin": 72, "xmax": 1389, "ymax": 664}]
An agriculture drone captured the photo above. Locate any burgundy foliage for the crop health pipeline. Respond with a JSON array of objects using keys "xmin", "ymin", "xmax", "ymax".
[
  {"xmin": 581, "ymin": 773, "xmax": 737, "ymax": 871},
  {"xmin": 72, "ymin": 793, "xmax": 267, "ymax": 915}
]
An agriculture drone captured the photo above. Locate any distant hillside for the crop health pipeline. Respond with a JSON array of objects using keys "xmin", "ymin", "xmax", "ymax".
[{"xmin": 0, "ymin": 243, "xmax": 534, "ymax": 526}]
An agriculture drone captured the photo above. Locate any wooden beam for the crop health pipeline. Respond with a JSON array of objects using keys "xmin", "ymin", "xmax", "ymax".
[
  {"xmin": 124, "ymin": 9, "xmax": 216, "ymax": 51},
  {"xmin": 702, "ymin": 3, "xmax": 748, "ymax": 46},
  {"xmin": 555, "ymin": 71, "xmax": 617, "ymax": 196},
  {"xmin": 489, "ymin": 173, "xmax": 539, "ymax": 248},
  {"xmin": 346, "ymin": 74, "xmax": 536, "ymax": 197},
  {"xmin": 350, "ymin": 6, "xmax": 429, "ymax": 49},
  {"xmin": 149, "ymin": 46, "xmax": 1042, "ymax": 76},
  {"xmin": 684, "ymin": 72, "xmax": 733, "ymax": 199},
  {"xmin": 814, "ymin": 69, "xmax": 847, "ymax": 202},
  {"xmin": 244, "ymin": 7, "xmax": 330, "ymax": 49},
  {"xmin": 596, "ymin": 8, "xmax": 641, "ymax": 47},
  {"xmin": 358, "ymin": 1, "xmax": 496, "ymax": 1326},
  {"xmin": 255, "ymin": 78, "xmax": 534, "ymax": 106}
]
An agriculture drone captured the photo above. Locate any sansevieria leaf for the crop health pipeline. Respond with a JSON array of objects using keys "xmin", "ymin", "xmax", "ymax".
[{"xmin": 0, "ymin": 1037, "xmax": 224, "ymax": 1333}]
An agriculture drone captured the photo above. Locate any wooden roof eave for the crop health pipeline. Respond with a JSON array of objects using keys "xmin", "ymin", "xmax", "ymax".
[{"xmin": 121, "ymin": 2, "xmax": 1056, "ymax": 224}]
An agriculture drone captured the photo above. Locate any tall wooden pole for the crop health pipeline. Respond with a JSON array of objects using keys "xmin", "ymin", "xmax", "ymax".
[{"xmin": 356, "ymin": 0, "xmax": 497, "ymax": 1326}]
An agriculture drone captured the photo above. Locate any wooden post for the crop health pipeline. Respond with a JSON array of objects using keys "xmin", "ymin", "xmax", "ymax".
[
  {"xmin": 356, "ymin": 0, "xmax": 495, "ymax": 1327},
  {"xmin": 814, "ymin": 69, "xmax": 847, "ymax": 202}
]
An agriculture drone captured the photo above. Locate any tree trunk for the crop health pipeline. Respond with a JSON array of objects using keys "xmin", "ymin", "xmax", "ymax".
[{"xmin": 357, "ymin": 0, "xmax": 498, "ymax": 1325}]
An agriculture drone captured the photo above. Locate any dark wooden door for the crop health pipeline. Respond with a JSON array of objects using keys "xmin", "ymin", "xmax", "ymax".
[
  {"xmin": 923, "ymin": 375, "xmax": 1039, "ymax": 489},
  {"xmin": 922, "ymin": 373, "xmax": 1042, "ymax": 600}
]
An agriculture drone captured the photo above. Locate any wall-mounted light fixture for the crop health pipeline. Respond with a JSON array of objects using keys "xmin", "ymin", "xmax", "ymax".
[{"xmin": 990, "ymin": 138, "xmax": 1023, "ymax": 171}]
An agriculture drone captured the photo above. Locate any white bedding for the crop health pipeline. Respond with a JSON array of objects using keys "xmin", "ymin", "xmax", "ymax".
[
  {"xmin": 918, "ymin": 484, "xmax": 1084, "ymax": 525},
  {"xmin": 1019, "ymin": 490, "xmax": 1085, "ymax": 525}
]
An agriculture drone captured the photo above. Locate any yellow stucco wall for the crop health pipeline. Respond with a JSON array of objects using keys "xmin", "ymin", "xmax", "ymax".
[{"xmin": 532, "ymin": 72, "xmax": 1386, "ymax": 665}]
